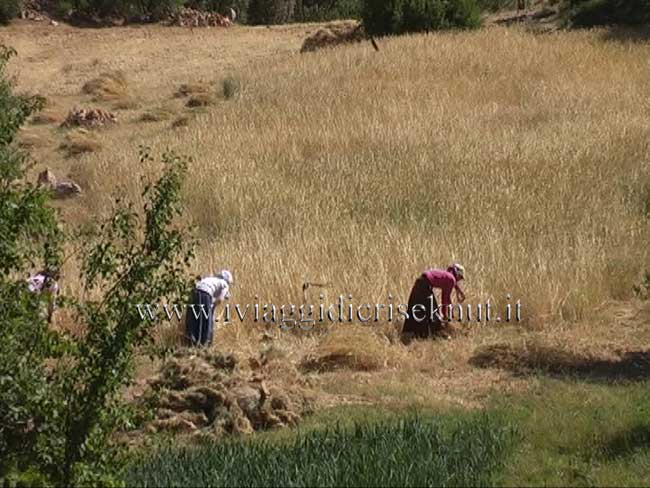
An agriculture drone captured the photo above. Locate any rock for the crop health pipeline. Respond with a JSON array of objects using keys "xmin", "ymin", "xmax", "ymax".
[
  {"xmin": 52, "ymin": 181, "xmax": 82, "ymax": 199},
  {"xmin": 63, "ymin": 107, "xmax": 117, "ymax": 129},
  {"xmin": 168, "ymin": 8, "xmax": 232, "ymax": 28},
  {"xmin": 37, "ymin": 169, "xmax": 57, "ymax": 187},
  {"xmin": 37, "ymin": 169, "xmax": 82, "ymax": 200},
  {"xmin": 50, "ymin": 20, "xmax": 59, "ymax": 26}
]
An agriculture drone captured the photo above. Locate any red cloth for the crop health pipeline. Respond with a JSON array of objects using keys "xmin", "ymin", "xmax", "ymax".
[{"xmin": 422, "ymin": 269, "xmax": 457, "ymax": 315}]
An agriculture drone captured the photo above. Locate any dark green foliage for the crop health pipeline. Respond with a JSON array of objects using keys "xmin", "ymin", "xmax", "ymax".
[
  {"xmin": 57, "ymin": 0, "xmax": 185, "ymax": 21},
  {"xmin": 570, "ymin": 0, "xmax": 650, "ymax": 26},
  {"xmin": 0, "ymin": 0, "xmax": 19, "ymax": 24},
  {"xmin": 125, "ymin": 414, "xmax": 515, "ymax": 486},
  {"xmin": 0, "ymin": 43, "xmax": 196, "ymax": 486},
  {"xmin": 0, "ymin": 44, "xmax": 65, "ymax": 485},
  {"xmin": 361, "ymin": 0, "xmax": 481, "ymax": 37},
  {"xmin": 294, "ymin": 0, "xmax": 362, "ymax": 21},
  {"xmin": 248, "ymin": 0, "xmax": 296, "ymax": 24}
]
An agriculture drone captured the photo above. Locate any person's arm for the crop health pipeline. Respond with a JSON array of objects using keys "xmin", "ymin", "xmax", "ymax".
[
  {"xmin": 455, "ymin": 284, "xmax": 466, "ymax": 303},
  {"xmin": 441, "ymin": 284, "xmax": 453, "ymax": 320},
  {"xmin": 214, "ymin": 282, "xmax": 230, "ymax": 303}
]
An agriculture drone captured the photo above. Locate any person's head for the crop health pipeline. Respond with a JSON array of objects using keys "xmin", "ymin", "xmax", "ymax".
[
  {"xmin": 447, "ymin": 263, "xmax": 465, "ymax": 281},
  {"xmin": 215, "ymin": 269, "xmax": 234, "ymax": 285}
]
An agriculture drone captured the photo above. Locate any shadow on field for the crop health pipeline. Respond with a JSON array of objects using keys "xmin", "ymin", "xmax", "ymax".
[
  {"xmin": 469, "ymin": 343, "xmax": 650, "ymax": 384},
  {"xmin": 599, "ymin": 423, "xmax": 650, "ymax": 460}
]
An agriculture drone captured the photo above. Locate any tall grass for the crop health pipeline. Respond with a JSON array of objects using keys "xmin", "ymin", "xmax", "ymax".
[
  {"xmin": 66, "ymin": 27, "xmax": 650, "ymax": 330},
  {"xmin": 125, "ymin": 413, "xmax": 514, "ymax": 487}
]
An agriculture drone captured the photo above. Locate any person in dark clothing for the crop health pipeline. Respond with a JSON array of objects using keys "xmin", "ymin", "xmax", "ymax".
[
  {"xmin": 402, "ymin": 263, "xmax": 466, "ymax": 342},
  {"xmin": 185, "ymin": 269, "xmax": 233, "ymax": 346}
]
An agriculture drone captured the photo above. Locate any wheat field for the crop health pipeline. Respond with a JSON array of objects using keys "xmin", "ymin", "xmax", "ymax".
[{"xmin": 5, "ymin": 20, "xmax": 650, "ymax": 405}]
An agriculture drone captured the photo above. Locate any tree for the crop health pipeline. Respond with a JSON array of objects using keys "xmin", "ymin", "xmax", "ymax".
[{"xmin": 0, "ymin": 44, "xmax": 196, "ymax": 486}]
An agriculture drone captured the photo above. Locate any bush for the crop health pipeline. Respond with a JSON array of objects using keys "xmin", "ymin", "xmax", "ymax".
[
  {"xmin": 248, "ymin": 0, "xmax": 296, "ymax": 24},
  {"xmin": 0, "ymin": 43, "xmax": 196, "ymax": 486},
  {"xmin": 58, "ymin": 0, "xmax": 186, "ymax": 21},
  {"xmin": 362, "ymin": 0, "xmax": 481, "ymax": 37},
  {"xmin": 0, "ymin": 0, "xmax": 19, "ymax": 24},
  {"xmin": 570, "ymin": 0, "xmax": 650, "ymax": 26},
  {"xmin": 294, "ymin": 0, "xmax": 362, "ymax": 21}
]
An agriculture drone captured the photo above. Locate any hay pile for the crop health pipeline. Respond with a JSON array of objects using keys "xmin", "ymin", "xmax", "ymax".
[
  {"xmin": 300, "ymin": 21, "xmax": 366, "ymax": 53},
  {"xmin": 168, "ymin": 8, "xmax": 232, "ymax": 27},
  {"xmin": 141, "ymin": 348, "xmax": 314, "ymax": 438},
  {"xmin": 82, "ymin": 71, "xmax": 129, "ymax": 102},
  {"xmin": 301, "ymin": 326, "xmax": 404, "ymax": 373},
  {"xmin": 63, "ymin": 107, "xmax": 117, "ymax": 128},
  {"xmin": 175, "ymin": 83, "xmax": 210, "ymax": 98}
]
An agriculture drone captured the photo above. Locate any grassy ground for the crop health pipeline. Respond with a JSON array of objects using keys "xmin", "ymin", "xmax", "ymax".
[
  {"xmin": 2, "ymin": 17, "xmax": 649, "ymax": 486},
  {"xmin": 126, "ymin": 412, "xmax": 513, "ymax": 487},
  {"xmin": 125, "ymin": 380, "xmax": 650, "ymax": 487}
]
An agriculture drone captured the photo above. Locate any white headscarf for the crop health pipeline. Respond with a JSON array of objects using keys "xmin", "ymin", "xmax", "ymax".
[{"xmin": 215, "ymin": 269, "xmax": 233, "ymax": 285}]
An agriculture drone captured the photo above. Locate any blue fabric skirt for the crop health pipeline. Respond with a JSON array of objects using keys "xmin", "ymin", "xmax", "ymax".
[{"xmin": 186, "ymin": 288, "xmax": 214, "ymax": 346}]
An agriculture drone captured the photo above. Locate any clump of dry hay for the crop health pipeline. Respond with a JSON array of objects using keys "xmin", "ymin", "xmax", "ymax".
[
  {"xmin": 138, "ymin": 348, "xmax": 314, "ymax": 438},
  {"xmin": 112, "ymin": 97, "xmax": 140, "ymax": 111},
  {"xmin": 300, "ymin": 326, "xmax": 404, "ymax": 373},
  {"xmin": 138, "ymin": 106, "xmax": 175, "ymax": 123},
  {"xmin": 17, "ymin": 130, "xmax": 48, "ymax": 149},
  {"xmin": 82, "ymin": 71, "xmax": 129, "ymax": 102},
  {"xmin": 62, "ymin": 107, "xmax": 117, "ymax": 129},
  {"xmin": 30, "ymin": 110, "xmax": 64, "ymax": 126},
  {"xmin": 171, "ymin": 115, "xmax": 191, "ymax": 129},
  {"xmin": 186, "ymin": 94, "xmax": 214, "ymax": 108},
  {"xmin": 300, "ymin": 21, "xmax": 367, "ymax": 53},
  {"xmin": 59, "ymin": 130, "xmax": 102, "ymax": 157},
  {"xmin": 175, "ymin": 83, "xmax": 210, "ymax": 98}
]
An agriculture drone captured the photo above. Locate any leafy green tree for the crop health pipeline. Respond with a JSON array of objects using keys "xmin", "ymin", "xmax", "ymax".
[
  {"xmin": 248, "ymin": 0, "xmax": 296, "ymax": 24},
  {"xmin": 0, "ymin": 44, "xmax": 196, "ymax": 486},
  {"xmin": 362, "ymin": 0, "xmax": 481, "ymax": 37},
  {"xmin": 0, "ymin": 0, "xmax": 19, "ymax": 24}
]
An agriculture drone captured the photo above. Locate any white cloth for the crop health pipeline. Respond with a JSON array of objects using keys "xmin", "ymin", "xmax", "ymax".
[
  {"xmin": 196, "ymin": 276, "xmax": 230, "ymax": 302},
  {"xmin": 27, "ymin": 273, "xmax": 59, "ymax": 295},
  {"xmin": 215, "ymin": 269, "xmax": 233, "ymax": 285}
]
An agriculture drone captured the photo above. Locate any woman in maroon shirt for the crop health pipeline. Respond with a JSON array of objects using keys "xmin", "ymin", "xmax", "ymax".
[{"xmin": 402, "ymin": 264, "xmax": 465, "ymax": 341}]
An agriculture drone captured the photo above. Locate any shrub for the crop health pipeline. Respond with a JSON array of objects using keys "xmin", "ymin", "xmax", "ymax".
[
  {"xmin": 248, "ymin": 0, "xmax": 296, "ymax": 24},
  {"xmin": 570, "ymin": 0, "xmax": 650, "ymax": 26},
  {"xmin": 361, "ymin": 0, "xmax": 481, "ymax": 36},
  {"xmin": 0, "ymin": 0, "xmax": 19, "ymax": 24},
  {"xmin": 59, "ymin": 0, "xmax": 186, "ymax": 21},
  {"xmin": 222, "ymin": 76, "xmax": 240, "ymax": 100},
  {"xmin": 295, "ymin": 0, "xmax": 362, "ymax": 21},
  {"xmin": 0, "ymin": 43, "xmax": 196, "ymax": 486}
]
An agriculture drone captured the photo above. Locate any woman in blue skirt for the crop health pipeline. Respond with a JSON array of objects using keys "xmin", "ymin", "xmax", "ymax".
[{"xmin": 186, "ymin": 269, "xmax": 233, "ymax": 346}]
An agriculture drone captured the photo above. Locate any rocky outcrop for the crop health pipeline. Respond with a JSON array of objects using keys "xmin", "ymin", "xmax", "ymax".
[{"xmin": 37, "ymin": 169, "xmax": 82, "ymax": 199}]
